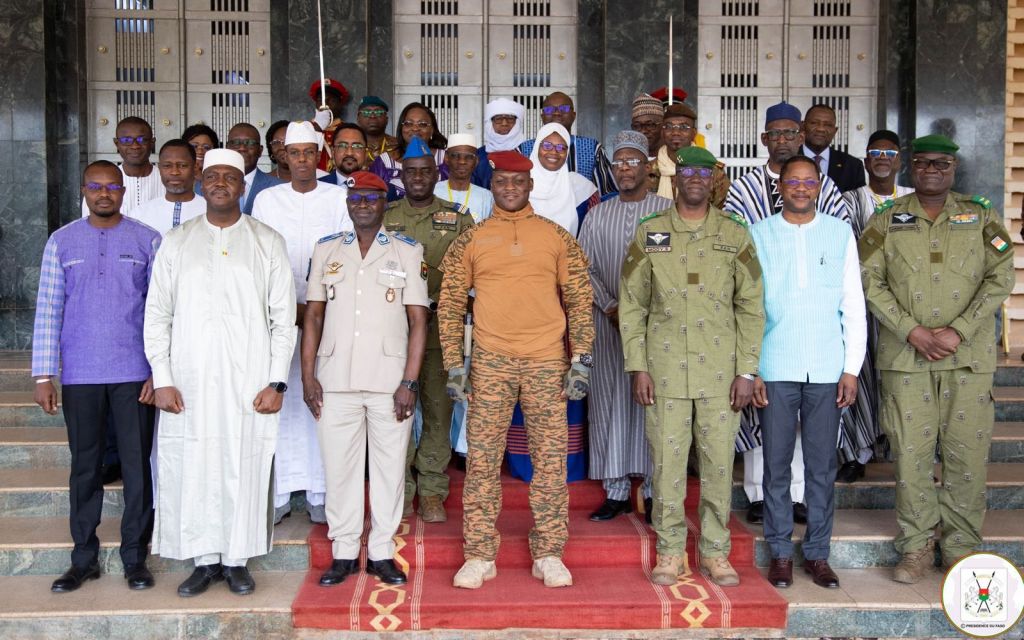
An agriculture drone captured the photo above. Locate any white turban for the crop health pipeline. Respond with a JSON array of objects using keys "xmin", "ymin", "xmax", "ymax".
[
  {"xmin": 483, "ymin": 98, "xmax": 526, "ymax": 152},
  {"xmin": 202, "ymin": 148, "xmax": 245, "ymax": 174},
  {"xmin": 285, "ymin": 121, "xmax": 325, "ymax": 152}
]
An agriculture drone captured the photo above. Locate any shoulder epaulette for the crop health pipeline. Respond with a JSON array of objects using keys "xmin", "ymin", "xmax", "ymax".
[
  {"xmin": 726, "ymin": 211, "xmax": 748, "ymax": 227},
  {"xmin": 317, "ymin": 231, "xmax": 344, "ymax": 244},
  {"xmin": 386, "ymin": 201, "xmax": 400, "ymax": 210},
  {"xmin": 873, "ymin": 199, "xmax": 896, "ymax": 215},
  {"xmin": 638, "ymin": 211, "xmax": 662, "ymax": 225},
  {"xmin": 392, "ymin": 232, "xmax": 418, "ymax": 246},
  {"xmin": 969, "ymin": 194, "xmax": 992, "ymax": 209}
]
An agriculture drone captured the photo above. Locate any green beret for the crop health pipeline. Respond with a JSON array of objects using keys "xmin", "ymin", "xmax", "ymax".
[
  {"xmin": 911, "ymin": 134, "xmax": 958, "ymax": 155},
  {"xmin": 675, "ymin": 146, "xmax": 717, "ymax": 168}
]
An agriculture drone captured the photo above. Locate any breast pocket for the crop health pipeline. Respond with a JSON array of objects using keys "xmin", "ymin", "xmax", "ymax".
[
  {"xmin": 61, "ymin": 258, "xmax": 86, "ymax": 293},
  {"xmin": 321, "ymin": 272, "xmax": 344, "ymax": 302},
  {"xmin": 816, "ymin": 249, "xmax": 846, "ymax": 290},
  {"xmin": 377, "ymin": 271, "xmax": 407, "ymax": 303},
  {"xmin": 117, "ymin": 256, "xmax": 149, "ymax": 290}
]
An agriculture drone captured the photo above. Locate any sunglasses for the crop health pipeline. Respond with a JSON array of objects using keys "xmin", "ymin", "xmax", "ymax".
[
  {"xmin": 115, "ymin": 135, "xmax": 151, "ymax": 145},
  {"xmin": 84, "ymin": 182, "xmax": 126, "ymax": 192},
  {"xmin": 867, "ymin": 149, "xmax": 899, "ymax": 159},
  {"xmin": 359, "ymin": 109, "xmax": 387, "ymax": 118},
  {"xmin": 188, "ymin": 142, "xmax": 213, "ymax": 152},
  {"xmin": 541, "ymin": 105, "xmax": 572, "ymax": 115},
  {"xmin": 911, "ymin": 157, "xmax": 954, "ymax": 171},
  {"xmin": 346, "ymin": 193, "xmax": 386, "ymax": 204},
  {"xmin": 765, "ymin": 129, "xmax": 801, "ymax": 141},
  {"xmin": 540, "ymin": 140, "xmax": 568, "ymax": 153},
  {"xmin": 677, "ymin": 166, "xmax": 713, "ymax": 178},
  {"xmin": 781, "ymin": 178, "xmax": 820, "ymax": 189}
]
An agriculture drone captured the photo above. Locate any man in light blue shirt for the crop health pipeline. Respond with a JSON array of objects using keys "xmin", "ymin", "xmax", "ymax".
[{"xmin": 750, "ymin": 155, "xmax": 866, "ymax": 591}]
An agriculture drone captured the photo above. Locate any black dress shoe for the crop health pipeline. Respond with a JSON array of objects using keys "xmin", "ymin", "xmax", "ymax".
[
  {"xmin": 804, "ymin": 559, "xmax": 840, "ymax": 588},
  {"xmin": 644, "ymin": 497, "xmax": 653, "ymax": 525},
  {"xmin": 177, "ymin": 564, "xmax": 223, "ymax": 597},
  {"xmin": 224, "ymin": 566, "xmax": 256, "ymax": 595},
  {"xmin": 319, "ymin": 559, "xmax": 359, "ymax": 586},
  {"xmin": 366, "ymin": 559, "xmax": 407, "ymax": 584},
  {"xmin": 51, "ymin": 564, "xmax": 100, "ymax": 593},
  {"xmin": 101, "ymin": 463, "xmax": 122, "ymax": 485},
  {"xmin": 124, "ymin": 562, "xmax": 155, "ymax": 590},
  {"xmin": 746, "ymin": 500, "xmax": 764, "ymax": 524},
  {"xmin": 793, "ymin": 502, "xmax": 808, "ymax": 524},
  {"xmin": 589, "ymin": 498, "xmax": 632, "ymax": 521},
  {"xmin": 768, "ymin": 557, "xmax": 793, "ymax": 588},
  {"xmin": 836, "ymin": 460, "xmax": 866, "ymax": 483}
]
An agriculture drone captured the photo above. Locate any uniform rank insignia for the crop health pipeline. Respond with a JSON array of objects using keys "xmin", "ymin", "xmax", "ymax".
[
  {"xmin": 376, "ymin": 232, "xmax": 390, "ymax": 245},
  {"xmin": 727, "ymin": 212, "xmax": 748, "ymax": 227},
  {"xmin": 326, "ymin": 261, "xmax": 341, "ymax": 274},
  {"xmin": 644, "ymin": 232, "xmax": 672, "ymax": 252},
  {"xmin": 393, "ymin": 232, "xmax": 417, "ymax": 246},
  {"xmin": 318, "ymin": 231, "xmax": 344, "ymax": 244},
  {"xmin": 949, "ymin": 213, "xmax": 979, "ymax": 225},
  {"xmin": 873, "ymin": 199, "xmax": 896, "ymax": 215},
  {"xmin": 638, "ymin": 211, "xmax": 661, "ymax": 225},
  {"xmin": 341, "ymin": 231, "xmax": 355, "ymax": 245},
  {"xmin": 432, "ymin": 210, "xmax": 458, "ymax": 230},
  {"xmin": 420, "ymin": 261, "xmax": 429, "ymax": 280},
  {"xmin": 970, "ymin": 194, "xmax": 992, "ymax": 209}
]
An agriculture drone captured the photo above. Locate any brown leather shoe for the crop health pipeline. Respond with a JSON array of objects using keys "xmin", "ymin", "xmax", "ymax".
[
  {"xmin": 804, "ymin": 559, "xmax": 840, "ymax": 588},
  {"xmin": 768, "ymin": 557, "xmax": 793, "ymax": 588}
]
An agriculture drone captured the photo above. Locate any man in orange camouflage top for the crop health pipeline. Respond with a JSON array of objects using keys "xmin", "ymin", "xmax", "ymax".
[{"xmin": 438, "ymin": 150, "xmax": 595, "ymax": 590}]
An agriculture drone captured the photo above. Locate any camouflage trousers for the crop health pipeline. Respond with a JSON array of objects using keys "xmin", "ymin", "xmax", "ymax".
[
  {"xmin": 405, "ymin": 348, "xmax": 454, "ymax": 502},
  {"xmin": 879, "ymin": 369, "xmax": 994, "ymax": 561},
  {"xmin": 463, "ymin": 347, "xmax": 569, "ymax": 561},
  {"xmin": 646, "ymin": 394, "xmax": 740, "ymax": 558}
]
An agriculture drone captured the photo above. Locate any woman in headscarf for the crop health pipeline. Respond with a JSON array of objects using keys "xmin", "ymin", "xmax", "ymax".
[
  {"xmin": 504, "ymin": 122, "xmax": 598, "ymax": 484},
  {"xmin": 471, "ymin": 97, "xmax": 527, "ymax": 188},
  {"xmin": 369, "ymin": 102, "xmax": 448, "ymax": 200}
]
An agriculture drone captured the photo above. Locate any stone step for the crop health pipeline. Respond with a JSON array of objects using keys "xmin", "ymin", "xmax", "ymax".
[
  {"xmin": 0, "ymin": 570, "xmax": 301, "ymax": 639},
  {"xmin": 0, "ymin": 393, "xmax": 65, "ymax": 427},
  {"xmin": 994, "ymin": 385, "xmax": 1024, "ymax": 420},
  {"xmin": 0, "ymin": 515, "xmax": 312, "ymax": 576},
  {"xmin": 741, "ymin": 508, "xmax": 1023, "ymax": 568},
  {"xmin": 995, "ymin": 350, "xmax": 1024, "ymax": 386}
]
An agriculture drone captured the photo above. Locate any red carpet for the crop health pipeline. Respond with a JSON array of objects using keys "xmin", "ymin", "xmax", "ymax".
[{"xmin": 291, "ymin": 470, "xmax": 788, "ymax": 632}]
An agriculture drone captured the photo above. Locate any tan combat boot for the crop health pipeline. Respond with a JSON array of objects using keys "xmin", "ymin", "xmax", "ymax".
[
  {"xmin": 532, "ymin": 556, "xmax": 573, "ymax": 587},
  {"xmin": 893, "ymin": 540, "xmax": 935, "ymax": 584},
  {"xmin": 452, "ymin": 559, "xmax": 497, "ymax": 589},
  {"xmin": 700, "ymin": 554, "xmax": 740, "ymax": 587},
  {"xmin": 651, "ymin": 554, "xmax": 684, "ymax": 586},
  {"xmin": 419, "ymin": 495, "xmax": 447, "ymax": 523}
]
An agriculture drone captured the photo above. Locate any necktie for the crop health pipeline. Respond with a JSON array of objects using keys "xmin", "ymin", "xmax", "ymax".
[
  {"xmin": 172, "ymin": 201, "xmax": 182, "ymax": 228},
  {"xmin": 814, "ymin": 154, "xmax": 824, "ymax": 173}
]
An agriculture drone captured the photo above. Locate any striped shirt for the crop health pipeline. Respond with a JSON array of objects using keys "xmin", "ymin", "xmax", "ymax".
[
  {"xmin": 31, "ymin": 217, "xmax": 161, "ymax": 383},
  {"xmin": 723, "ymin": 165, "xmax": 851, "ymax": 225}
]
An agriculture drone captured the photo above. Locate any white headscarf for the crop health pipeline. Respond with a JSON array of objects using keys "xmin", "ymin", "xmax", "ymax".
[
  {"xmin": 483, "ymin": 98, "xmax": 526, "ymax": 152},
  {"xmin": 528, "ymin": 122, "xmax": 597, "ymax": 236}
]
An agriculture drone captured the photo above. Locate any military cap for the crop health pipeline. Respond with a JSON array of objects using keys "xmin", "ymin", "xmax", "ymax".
[
  {"xmin": 488, "ymin": 150, "xmax": 533, "ymax": 172},
  {"xmin": 675, "ymin": 146, "xmax": 717, "ymax": 168},
  {"xmin": 911, "ymin": 134, "xmax": 959, "ymax": 155},
  {"xmin": 309, "ymin": 78, "xmax": 349, "ymax": 104},
  {"xmin": 358, "ymin": 95, "xmax": 389, "ymax": 111},
  {"xmin": 664, "ymin": 103, "xmax": 697, "ymax": 120},
  {"xmin": 404, "ymin": 135, "xmax": 432, "ymax": 159},
  {"xmin": 349, "ymin": 170, "xmax": 388, "ymax": 191}
]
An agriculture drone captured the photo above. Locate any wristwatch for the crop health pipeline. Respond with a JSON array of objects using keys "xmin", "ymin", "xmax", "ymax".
[
  {"xmin": 400, "ymin": 379, "xmax": 419, "ymax": 392},
  {"xmin": 572, "ymin": 353, "xmax": 594, "ymax": 368},
  {"xmin": 268, "ymin": 381, "xmax": 288, "ymax": 393},
  {"xmin": 739, "ymin": 374, "xmax": 756, "ymax": 381}
]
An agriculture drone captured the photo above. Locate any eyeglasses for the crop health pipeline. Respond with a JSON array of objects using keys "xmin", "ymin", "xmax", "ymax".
[
  {"xmin": 611, "ymin": 158, "xmax": 645, "ymax": 168},
  {"xmin": 540, "ymin": 141, "xmax": 568, "ymax": 153},
  {"xmin": 226, "ymin": 138, "xmax": 260, "ymax": 148},
  {"xmin": 911, "ymin": 157, "xmax": 954, "ymax": 171},
  {"xmin": 268, "ymin": 140, "xmax": 284, "ymax": 149},
  {"xmin": 446, "ymin": 151, "xmax": 477, "ymax": 162},
  {"xmin": 663, "ymin": 122, "xmax": 694, "ymax": 132},
  {"xmin": 346, "ymin": 193, "xmax": 386, "ymax": 204},
  {"xmin": 764, "ymin": 128, "xmax": 801, "ymax": 141},
  {"xmin": 188, "ymin": 142, "xmax": 213, "ymax": 152},
  {"xmin": 631, "ymin": 120, "xmax": 661, "ymax": 131},
  {"xmin": 677, "ymin": 166, "xmax": 713, "ymax": 179},
  {"xmin": 401, "ymin": 120, "xmax": 431, "ymax": 129},
  {"xmin": 867, "ymin": 149, "xmax": 899, "ymax": 159},
  {"xmin": 491, "ymin": 115, "xmax": 517, "ymax": 124},
  {"xmin": 541, "ymin": 105, "xmax": 573, "ymax": 115},
  {"xmin": 358, "ymin": 109, "xmax": 387, "ymax": 118},
  {"xmin": 287, "ymin": 148, "xmax": 319, "ymax": 159},
  {"xmin": 83, "ymin": 182, "xmax": 126, "ymax": 192},
  {"xmin": 333, "ymin": 141, "xmax": 367, "ymax": 150},
  {"xmin": 781, "ymin": 178, "xmax": 820, "ymax": 189},
  {"xmin": 115, "ymin": 135, "xmax": 151, "ymax": 145}
]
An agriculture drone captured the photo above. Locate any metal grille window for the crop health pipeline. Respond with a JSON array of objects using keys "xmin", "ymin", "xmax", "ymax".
[
  {"xmin": 86, "ymin": 0, "xmax": 270, "ymax": 163},
  {"xmin": 698, "ymin": 0, "xmax": 878, "ymax": 172},
  {"xmin": 394, "ymin": 0, "xmax": 576, "ymax": 140}
]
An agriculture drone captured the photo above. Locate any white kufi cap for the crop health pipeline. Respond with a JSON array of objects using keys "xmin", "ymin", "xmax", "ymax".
[
  {"xmin": 447, "ymin": 132, "xmax": 478, "ymax": 149},
  {"xmin": 202, "ymin": 148, "xmax": 245, "ymax": 174},
  {"xmin": 285, "ymin": 120, "xmax": 324, "ymax": 151}
]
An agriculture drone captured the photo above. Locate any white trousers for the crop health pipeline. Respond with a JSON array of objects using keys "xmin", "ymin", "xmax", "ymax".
[
  {"xmin": 743, "ymin": 439, "xmax": 806, "ymax": 503},
  {"xmin": 319, "ymin": 391, "xmax": 413, "ymax": 561}
]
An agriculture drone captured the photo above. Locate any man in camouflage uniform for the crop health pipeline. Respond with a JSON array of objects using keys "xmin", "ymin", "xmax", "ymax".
[
  {"xmin": 438, "ymin": 150, "xmax": 594, "ymax": 589},
  {"xmin": 859, "ymin": 134, "xmax": 1014, "ymax": 583},
  {"xmin": 383, "ymin": 136, "xmax": 475, "ymax": 523},
  {"xmin": 619, "ymin": 146, "xmax": 765, "ymax": 587}
]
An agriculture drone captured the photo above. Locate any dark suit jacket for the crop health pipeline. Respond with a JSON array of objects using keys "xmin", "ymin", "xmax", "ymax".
[
  {"xmin": 241, "ymin": 169, "xmax": 283, "ymax": 214},
  {"xmin": 803, "ymin": 147, "xmax": 866, "ymax": 193},
  {"xmin": 318, "ymin": 172, "xmax": 344, "ymax": 185}
]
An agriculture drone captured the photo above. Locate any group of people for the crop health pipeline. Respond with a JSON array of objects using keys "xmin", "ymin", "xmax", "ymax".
[{"xmin": 31, "ymin": 77, "xmax": 1014, "ymax": 600}]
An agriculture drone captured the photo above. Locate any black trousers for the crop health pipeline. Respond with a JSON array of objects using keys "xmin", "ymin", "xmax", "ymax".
[{"xmin": 62, "ymin": 382, "xmax": 155, "ymax": 568}]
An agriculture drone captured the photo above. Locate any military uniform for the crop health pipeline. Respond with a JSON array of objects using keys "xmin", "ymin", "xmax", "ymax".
[
  {"xmin": 384, "ymin": 197, "xmax": 475, "ymax": 504},
  {"xmin": 619, "ymin": 206, "xmax": 765, "ymax": 558},
  {"xmin": 306, "ymin": 228, "xmax": 430, "ymax": 562},
  {"xmin": 859, "ymin": 192, "xmax": 1014, "ymax": 562}
]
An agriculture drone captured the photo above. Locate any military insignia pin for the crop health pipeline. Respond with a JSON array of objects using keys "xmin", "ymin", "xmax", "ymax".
[
  {"xmin": 644, "ymin": 231, "xmax": 672, "ymax": 253},
  {"xmin": 386, "ymin": 287, "xmax": 396, "ymax": 303},
  {"xmin": 327, "ymin": 261, "xmax": 341, "ymax": 274}
]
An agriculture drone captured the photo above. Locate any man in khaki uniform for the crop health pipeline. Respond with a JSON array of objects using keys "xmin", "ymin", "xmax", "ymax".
[
  {"xmin": 300, "ymin": 171, "xmax": 429, "ymax": 587},
  {"xmin": 619, "ymin": 146, "xmax": 765, "ymax": 587},
  {"xmin": 859, "ymin": 134, "xmax": 1014, "ymax": 583},
  {"xmin": 383, "ymin": 136, "xmax": 475, "ymax": 522}
]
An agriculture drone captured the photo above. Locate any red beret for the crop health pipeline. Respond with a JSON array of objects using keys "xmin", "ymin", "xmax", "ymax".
[
  {"xmin": 650, "ymin": 86, "xmax": 688, "ymax": 105},
  {"xmin": 308, "ymin": 78, "xmax": 350, "ymax": 104},
  {"xmin": 487, "ymin": 150, "xmax": 533, "ymax": 172},
  {"xmin": 348, "ymin": 171, "xmax": 387, "ymax": 192}
]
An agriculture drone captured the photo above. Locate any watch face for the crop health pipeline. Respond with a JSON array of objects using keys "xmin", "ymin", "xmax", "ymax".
[{"xmin": 579, "ymin": 354, "xmax": 594, "ymax": 367}]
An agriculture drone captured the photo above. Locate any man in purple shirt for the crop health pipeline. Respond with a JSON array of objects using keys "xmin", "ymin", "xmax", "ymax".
[{"xmin": 32, "ymin": 160, "xmax": 161, "ymax": 593}]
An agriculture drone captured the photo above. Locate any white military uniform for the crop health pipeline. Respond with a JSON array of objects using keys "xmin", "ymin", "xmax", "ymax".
[
  {"xmin": 307, "ymin": 228, "xmax": 429, "ymax": 561},
  {"xmin": 252, "ymin": 181, "xmax": 353, "ymax": 512},
  {"xmin": 144, "ymin": 214, "xmax": 296, "ymax": 565},
  {"xmin": 133, "ymin": 194, "xmax": 206, "ymax": 235}
]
